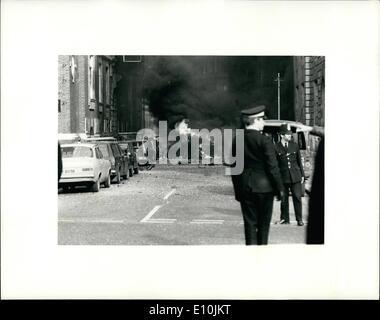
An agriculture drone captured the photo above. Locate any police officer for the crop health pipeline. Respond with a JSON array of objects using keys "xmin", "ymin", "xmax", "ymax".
[
  {"xmin": 275, "ymin": 124, "xmax": 305, "ymax": 226},
  {"xmin": 231, "ymin": 105, "xmax": 284, "ymax": 245}
]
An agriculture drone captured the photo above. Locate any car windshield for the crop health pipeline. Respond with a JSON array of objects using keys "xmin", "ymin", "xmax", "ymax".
[
  {"xmin": 62, "ymin": 146, "xmax": 93, "ymax": 158},
  {"xmin": 98, "ymin": 144, "xmax": 110, "ymax": 157}
]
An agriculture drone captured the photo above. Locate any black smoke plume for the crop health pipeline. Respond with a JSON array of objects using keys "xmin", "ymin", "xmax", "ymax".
[{"xmin": 120, "ymin": 56, "xmax": 295, "ymax": 130}]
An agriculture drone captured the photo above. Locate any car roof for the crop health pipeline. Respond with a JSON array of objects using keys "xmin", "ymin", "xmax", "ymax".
[
  {"xmin": 264, "ymin": 119, "xmax": 312, "ymax": 132},
  {"xmin": 84, "ymin": 137, "xmax": 117, "ymax": 141},
  {"xmin": 264, "ymin": 119, "xmax": 303, "ymax": 126},
  {"xmin": 61, "ymin": 142, "xmax": 97, "ymax": 148}
]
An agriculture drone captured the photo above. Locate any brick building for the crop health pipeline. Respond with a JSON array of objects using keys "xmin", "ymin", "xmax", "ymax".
[
  {"xmin": 294, "ymin": 56, "xmax": 325, "ymax": 126},
  {"xmin": 58, "ymin": 55, "xmax": 119, "ymax": 138}
]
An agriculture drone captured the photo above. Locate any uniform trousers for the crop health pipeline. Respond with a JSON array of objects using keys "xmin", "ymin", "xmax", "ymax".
[
  {"xmin": 281, "ymin": 182, "xmax": 303, "ymax": 222},
  {"xmin": 240, "ymin": 193, "xmax": 274, "ymax": 245}
]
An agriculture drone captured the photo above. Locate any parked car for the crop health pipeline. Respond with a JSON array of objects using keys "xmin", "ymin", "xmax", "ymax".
[
  {"xmin": 84, "ymin": 137, "xmax": 129, "ymax": 183},
  {"xmin": 118, "ymin": 141, "xmax": 139, "ymax": 176},
  {"xmin": 262, "ymin": 120, "xmax": 314, "ymax": 179},
  {"xmin": 59, "ymin": 143, "xmax": 111, "ymax": 192}
]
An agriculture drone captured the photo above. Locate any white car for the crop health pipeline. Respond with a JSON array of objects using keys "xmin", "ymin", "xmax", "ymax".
[{"xmin": 59, "ymin": 143, "xmax": 111, "ymax": 192}]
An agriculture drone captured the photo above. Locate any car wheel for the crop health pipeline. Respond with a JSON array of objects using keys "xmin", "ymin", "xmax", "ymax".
[
  {"xmin": 133, "ymin": 167, "xmax": 139, "ymax": 174},
  {"xmin": 91, "ymin": 179, "xmax": 100, "ymax": 192},
  {"xmin": 104, "ymin": 172, "xmax": 111, "ymax": 188}
]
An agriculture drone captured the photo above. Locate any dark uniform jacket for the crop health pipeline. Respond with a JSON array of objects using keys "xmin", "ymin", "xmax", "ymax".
[
  {"xmin": 275, "ymin": 141, "xmax": 304, "ymax": 184},
  {"xmin": 231, "ymin": 129, "xmax": 283, "ymax": 201}
]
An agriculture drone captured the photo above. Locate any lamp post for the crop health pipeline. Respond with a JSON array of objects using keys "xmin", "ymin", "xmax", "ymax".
[{"xmin": 274, "ymin": 73, "xmax": 283, "ymax": 120}]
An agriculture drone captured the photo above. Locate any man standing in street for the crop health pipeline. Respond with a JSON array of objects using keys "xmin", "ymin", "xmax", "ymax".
[
  {"xmin": 275, "ymin": 124, "xmax": 305, "ymax": 226},
  {"xmin": 231, "ymin": 105, "xmax": 284, "ymax": 245}
]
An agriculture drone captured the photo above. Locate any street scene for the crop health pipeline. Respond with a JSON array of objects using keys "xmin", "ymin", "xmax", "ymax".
[
  {"xmin": 58, "ymin": 165, "xmax": 309, "ymax": 245},
  {"xmin": 4, "ymin": 0, "xmax": 379, "ymax": 303},
  {"xmin": 58, "ymin": 55, "xmax": 325, "ymax": 245}
]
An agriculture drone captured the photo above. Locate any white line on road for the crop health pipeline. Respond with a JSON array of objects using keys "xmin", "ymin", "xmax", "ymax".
[
  {"xmin": 140, "ymin": 189, "xmax": 176, "ymax": 223},
  {"xmin": 146, "ymin": 218, "xmax": 176, "ymax": 224},
  {"xmin": 140, "ymin": 205, "xmax": 162, "ymax": 222},
  {"xmin": 190, "ymin": 219, "xmax": 225, "ymax": 224},
  {"xmin": 163, "ymin": 188, "xmax": 176, "ymax": 200},
  {"xmin": 59, "ymin": 219, "xmax": 125, "ymax": 224}
]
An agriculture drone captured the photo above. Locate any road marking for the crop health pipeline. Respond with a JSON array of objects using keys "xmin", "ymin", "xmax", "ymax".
[
  {"xmin": 146, "ymin": 218, "xmax": 176, "ymax": 224},
  {"xmin": 140, "ymin": 188, "xmax": 176, "ymax": 223},
  {"xmin": 59, "ymin": 219, "xmax": 124, "ymax": 224},
  {"xmin": 163, "ymin": 188, "xmax": 176, "ymax": 200},
  {"xmin": 190, "ymin": 219, "xmax": 224, "ymax": 224},
  {"xmin": 140, "ymin": 205, "xmax": 162, "ymax": 222}
]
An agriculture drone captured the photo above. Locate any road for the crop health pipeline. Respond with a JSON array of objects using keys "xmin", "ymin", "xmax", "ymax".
[{"xmin": 58, "ymin": 165, "xmax": 309, "ymax": 245}]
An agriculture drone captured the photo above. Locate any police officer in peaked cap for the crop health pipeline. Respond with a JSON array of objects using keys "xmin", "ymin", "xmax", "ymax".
[
  {"xmin": 231, "ymin": 105, "xmax": 285, "ymax": 245},
  {"xmin": 275, "ymin": 123, "xmax": 305, "ymax": 226}
]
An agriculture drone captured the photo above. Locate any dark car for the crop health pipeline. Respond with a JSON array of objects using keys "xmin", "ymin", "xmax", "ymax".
[
  {"xmin": 118, "ymin": 141, "xmax": 139, "ymax": 176},
  {"xmin": 84, "ymin": 137, "xmax": 129, "ymax": 183}
]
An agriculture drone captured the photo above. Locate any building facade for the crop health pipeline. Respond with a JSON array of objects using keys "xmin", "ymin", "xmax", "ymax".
[
  {"xmin": 294, "ymin": 56, "xmax": 325, "ymax": 127},
  {"xmin": 115, "ymin": 56, "xmax": 150, "ymax": 134},
  {"xmin": 58, "ymin": 55, "xmax": 119, "ymax": 138}
]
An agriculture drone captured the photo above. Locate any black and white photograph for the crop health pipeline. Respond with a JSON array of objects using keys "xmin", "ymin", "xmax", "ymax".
[
  {"xmin": 1, "ymin": 0, "xmax": 379, "ymax": 301},
  {"xmin": 58, "ymin": 55, "xmax": 325, "ymax": 246}
]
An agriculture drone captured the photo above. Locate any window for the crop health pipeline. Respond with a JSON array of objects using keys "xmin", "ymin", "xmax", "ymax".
[
  {"xmin": 94, "ymin": 118, "xmax": 99, "ymax": 134},
  {"xmin": 62, "ymin": 146, "xmax": 93, "ymax": 158},
  {"xmin": 98, "ymin": 61, "xmax": 103, "ymax": 104},
  {"xmin": 298, "ymin": 132, "xmax": 306, "ymax": 150},
  {"xmin": 111, "ymin": 144, "xmax": 121, "ymax": 157},
  {"xmin": 89, "ymin": 56, "xmax": 96, "ymax": 101},
  {"xmin": 70, "ymin": 56, "xmax": 77, "ymax": 83},
  {"xmin": 98, "ymin": 144, "xmax": 109, "ymax": 157},
  {"xmin": 123, "ymin": 55, "xmax": 142, "ymax": 62},
  {"xmin": 95, "ymin": 147, "xmax": 103, "ymax": 159},
  {"xmin": 105, "ymin": 65, "xmax": 110, "ymax": 105},
  {"xmin": 58, "ymin": 99, "xmax": 61, "ymax": 113}
]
